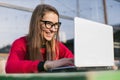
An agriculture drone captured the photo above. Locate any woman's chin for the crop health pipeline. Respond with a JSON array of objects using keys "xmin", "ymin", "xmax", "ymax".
[{"xmin": 45, "ymin": 38, "xmax": 52, "ymax": 41}]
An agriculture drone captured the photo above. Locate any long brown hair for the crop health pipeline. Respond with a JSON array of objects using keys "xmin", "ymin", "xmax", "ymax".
[{"xmin": 26, "ymin": 4, "xmax": 60, "ymax": 61}]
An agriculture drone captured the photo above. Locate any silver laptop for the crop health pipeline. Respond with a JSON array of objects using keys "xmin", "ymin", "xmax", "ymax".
[
  {"xmin": 74, "ymin": 17, "xmax": 114, "ymax": 68},
  {"xmin": 47, "ymin": 17, "xmax": 114, "ymax": 72}
]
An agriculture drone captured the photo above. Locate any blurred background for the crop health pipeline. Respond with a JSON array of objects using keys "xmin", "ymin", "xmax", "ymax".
[{"xmin": 0, "ymin": 0, "xmax": 120, "ymax": 73}]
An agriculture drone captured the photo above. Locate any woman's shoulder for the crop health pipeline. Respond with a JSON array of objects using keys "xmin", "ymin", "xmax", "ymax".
[
  {"xmin": 15, "ymin": 36, "xmax": 26, "ymax": 41},
  {"xmin": 12, "ymin": 36, "xmax": 27, "ymax": 45},
  {"xmin": 56, "ymin": 41, "xmax": 66, "ymax": 47}
]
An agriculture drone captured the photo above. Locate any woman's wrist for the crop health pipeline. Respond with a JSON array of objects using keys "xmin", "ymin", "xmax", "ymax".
[
  {"xmin": 44, "ymin": 61, "xmax": 47, "ymax": 71},
  {"xmin": 44, "ymin": 61, "xmax": 50, "ymax": 71}
]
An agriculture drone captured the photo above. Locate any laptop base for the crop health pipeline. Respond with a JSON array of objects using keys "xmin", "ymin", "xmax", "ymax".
[{"xmin": 47, "ymin": 66, "xmax": 113, "ymax": 72}]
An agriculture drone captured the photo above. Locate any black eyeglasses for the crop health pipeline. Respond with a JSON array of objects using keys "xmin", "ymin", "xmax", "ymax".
[{"xmin": 40, "ymin": 20, "xmax": 61, "ymax": 29}]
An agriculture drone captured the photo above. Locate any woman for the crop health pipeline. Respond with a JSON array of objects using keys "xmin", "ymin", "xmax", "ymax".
[{"xmin": 5, "ymin": 4, "xmax": 74, "ymax": 73}]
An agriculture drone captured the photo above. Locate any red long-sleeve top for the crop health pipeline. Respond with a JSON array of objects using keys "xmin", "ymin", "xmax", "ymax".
[{"xmin": 5, "ymin": 36, "xmax": 74, "ymax": 73}]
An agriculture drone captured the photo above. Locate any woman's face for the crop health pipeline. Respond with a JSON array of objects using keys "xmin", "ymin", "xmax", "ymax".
[{"xmin": 41, "ymin": 12, "xmax": 59, "ymax": 41}]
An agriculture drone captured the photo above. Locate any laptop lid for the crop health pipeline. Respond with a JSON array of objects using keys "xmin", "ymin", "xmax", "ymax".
[{"xmin": 74, "ymin": 17, "xmax": 114, "ymax": 67}]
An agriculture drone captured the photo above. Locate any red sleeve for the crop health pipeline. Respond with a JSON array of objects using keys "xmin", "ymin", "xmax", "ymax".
[
  {"xmin": 59, "ymin": 42, "xmax": 74, "ymax": 59},
  {"xmin": 5, "ymin": 37, "xmax": 40, "ymax": 73}
]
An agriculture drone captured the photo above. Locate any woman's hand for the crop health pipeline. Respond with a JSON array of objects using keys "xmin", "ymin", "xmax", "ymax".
[{"xmin": 44, "ymin": 58, "xmax": 74, "ymax": 70}]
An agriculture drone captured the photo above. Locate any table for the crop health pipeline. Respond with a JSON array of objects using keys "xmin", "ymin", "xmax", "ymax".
[{"xmin": 0, "ymin": 70, "xmax": 120, "ymax": 80}]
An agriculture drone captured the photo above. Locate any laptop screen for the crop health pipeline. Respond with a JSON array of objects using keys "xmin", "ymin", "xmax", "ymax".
[{"xmin": 74, "ymin": 17, "xmax": 114, "ymax": 67}]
